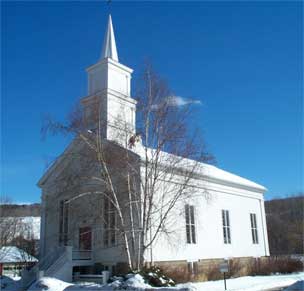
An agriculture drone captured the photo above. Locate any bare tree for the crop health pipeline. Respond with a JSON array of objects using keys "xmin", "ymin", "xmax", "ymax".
[
  {"xmin": 0, "ymin": 196, "xmax": 21, "ymax": 251},
  {"xmin": 0, "ymin": 196, "xmax": 37, "ymax": 266},
  {"xmin": 42, "ymin": 63, "xmax": 213, "ymax": 271}
]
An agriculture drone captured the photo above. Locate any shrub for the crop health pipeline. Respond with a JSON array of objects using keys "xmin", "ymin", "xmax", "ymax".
[
  {"xmin": 109, "ymin": 266, "xmax": 176, "ymax": 287},
  {"xmin": 139, "ymin": 266, "xmax": 176, "ymax": 287},
  {"xmin": 204, "ymin": 263, "xmax": 222, "ymax": 281},
  {"xmin": 249, "ymin": 256, "xmax": 303, "ymax": 276},
  {"xmin": 164, "ymin": 266, "xmax": 189, "ymax": 283},
  {"xmin": 228, "ymin": 259, "xmax": 242, "ymax": 278}
]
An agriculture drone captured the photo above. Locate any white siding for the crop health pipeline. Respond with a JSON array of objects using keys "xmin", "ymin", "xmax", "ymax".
[{"xmin": 150, "ymin": 180, "xmax": 269, "ymax": 262}]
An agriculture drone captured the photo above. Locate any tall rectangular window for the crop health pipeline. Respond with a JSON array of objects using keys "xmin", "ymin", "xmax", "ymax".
[
  {"xmin": 250, "ymin": 213, "xmax": 259, "ymax": 244},
  {"xmin": 59, "ymin": 200, "xmax": 69, "ymax": 245},
  {"xmin": 185, "ymin": 204, "xmax": 196, "ymax": 244},
  {"xmin": 222, "ymin": 210, "xmax": 231, "ymax": 244},
  {"xmin": 104, "ymin": 197, "xmax": 116, "ymax": 247}
]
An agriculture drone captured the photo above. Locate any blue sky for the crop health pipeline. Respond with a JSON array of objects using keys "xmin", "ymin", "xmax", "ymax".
[{"xmin": 1, "ymin": 1, "xmax": 303, "ymax": 203}]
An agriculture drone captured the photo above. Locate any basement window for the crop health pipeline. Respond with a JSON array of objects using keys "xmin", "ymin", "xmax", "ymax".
[{"xmin": 185, "ymin": 204, "xmax": 196, "ymax": 244}]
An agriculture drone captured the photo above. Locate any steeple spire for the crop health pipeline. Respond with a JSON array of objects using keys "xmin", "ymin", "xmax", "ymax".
[
  {"xmin": 85, "ymin": 14, "xmax": 135, "ymax": 146},
  {"xmin": 101, "ymin": 15, "xmax": 118, "ymax": 62}
]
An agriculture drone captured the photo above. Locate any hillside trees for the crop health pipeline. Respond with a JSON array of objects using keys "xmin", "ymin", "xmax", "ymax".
[
  {"xmin": 0, "ymin": 196, "xmax": 37, "ymax": 261},
  {"xmin": 265, "ymin": 194, "xmax": 304, "ymax": 255},
  {"xmin": 0, "ymin": 196, "xmax": 21, "ymax": 250}
]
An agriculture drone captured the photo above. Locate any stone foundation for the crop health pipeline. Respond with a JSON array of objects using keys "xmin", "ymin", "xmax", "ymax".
[
  {"xmin": 154, "ymin": 260, "xmax": 189, "ymax": 283},
  {"xmin": 153, "ymin": 256, "xmax": 268, "ymax": 283},
  {"xmin": 109, "ymin": 256, "xmax": 270, "ymax": 283}
]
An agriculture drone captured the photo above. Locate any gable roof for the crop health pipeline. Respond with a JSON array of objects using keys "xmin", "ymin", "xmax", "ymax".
[
  {"xmin": 38, "ymin": 138, "xmax": 266, "ymax": 193},
  {"xmin": 132, "ymin": 144, "xmax": 266, "ymax": 192},
  {"xmin": 37, "ymin": 138, "xmax": 82, "ymax": 187},
  {"xmin": 200, "ymin": 163, "xmax": 266, "ymax": 192}
]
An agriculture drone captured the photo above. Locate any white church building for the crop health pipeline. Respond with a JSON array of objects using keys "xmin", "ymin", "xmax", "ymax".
[{"xmin": 36, "ymin": 15, "xmax": 269, "ymax": 283}]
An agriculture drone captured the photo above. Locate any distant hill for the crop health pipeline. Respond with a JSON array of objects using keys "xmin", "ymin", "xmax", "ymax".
[
  {"xmin": 265, "ymin": 195, "xmax": 303, "ymax": 255},
  {"xmin": 0, "ymin": 203, "xmax": 41, "ymax": 217}
]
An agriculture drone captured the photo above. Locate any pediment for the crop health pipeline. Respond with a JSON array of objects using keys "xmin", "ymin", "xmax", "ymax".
[{"xmin": 37, "ymin": 138, "xmax": 84, "ymax": 188}]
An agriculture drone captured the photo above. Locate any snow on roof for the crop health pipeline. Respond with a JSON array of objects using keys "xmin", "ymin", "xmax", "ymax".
[
  {"xmin": 132, "ymin": 144, "xmax": 266, "ymax": 192},
  {"xmin": 38, "ymin": 137, "xmax": 266, "ymax": 193},
  {"xmin": 201, "ymin": 163, "xmax": 266, "ymax": 191},
  {"xmin": 0, "ymin": 246, "xmax": 38, "ymax": 263}
]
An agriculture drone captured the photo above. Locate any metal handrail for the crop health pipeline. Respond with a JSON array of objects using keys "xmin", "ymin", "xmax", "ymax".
[
  {"xmin": 39, "ymin": 246, "xmax": 66, "ymax": 271},
  {"xmin": 21, "ymin": 246, "xmax": 66, "ymax": 289}
]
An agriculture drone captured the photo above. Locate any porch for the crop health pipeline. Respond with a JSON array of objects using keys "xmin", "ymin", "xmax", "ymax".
[
  {"xmin": 20, "ymin": 246, "xmax": 94, "ymax": 289},
  {"xmin": 72, "ymin": 249, "xmax": 93, "ymax": 266}
]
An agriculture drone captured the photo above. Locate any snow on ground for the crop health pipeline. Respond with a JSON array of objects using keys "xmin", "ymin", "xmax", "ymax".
[
  {"xmin": 2, "ymin": 272, "xmax": 303, "ymax": 291},
  {"xmin": 178, "ymin": 272, "xmax": 304, "ymax": 291},
  {"xmin": 29, "ymin": 277, "xmax": 72, "ymax": 291},
  {"xmin": 108, "ymin": 273, "xmax": 152, "ymax": 289}
]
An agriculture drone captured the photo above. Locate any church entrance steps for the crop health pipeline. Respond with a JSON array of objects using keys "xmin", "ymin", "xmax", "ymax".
[
  {"xmin": 20, "ymin": 246, "xmax": 67, "ymax": 290},
  {"xmin": 73, "ymin": 272, "xmax": 110, "ymax": 284},
  {"xmin": 72, "ymin": 249, "xmax": 93, "ymax": 266},
  {"xmin": 20, "ymin": 246, "xmax": 95, "ymax": 289}
]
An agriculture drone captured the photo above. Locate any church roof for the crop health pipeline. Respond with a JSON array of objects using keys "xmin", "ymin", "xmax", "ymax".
[
  {"xmin": 201, "ymin": 163, "xmax": 266, "ymax": 192},
  {"xmin": 100, "ymin": 14, "xmax": 118, "ymax": 62},
  {"xmin": 132, "ymin": 145, "xmax": 266, "ymax": 192},
  {"xmin": 38, "ymin": 138, "xmax": 266, "ymax": 193}
]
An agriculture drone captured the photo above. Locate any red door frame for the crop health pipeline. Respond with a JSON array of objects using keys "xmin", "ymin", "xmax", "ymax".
[{"xmin": 79, "ymin": 226, "xmax": 92, "ymax": 250}]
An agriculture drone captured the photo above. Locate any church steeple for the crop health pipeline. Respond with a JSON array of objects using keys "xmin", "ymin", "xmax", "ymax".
[
  {"xmin": 82, "ymin": 15, "xmax": 136, "ymax": 146},
  {"xmin": 101, "ymin": 15, "xmax": 118, "ymax": 62}
]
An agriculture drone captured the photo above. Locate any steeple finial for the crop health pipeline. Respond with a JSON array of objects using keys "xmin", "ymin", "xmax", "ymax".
[{"xmin": 101, "ymin": 15, "xmax": 118, "ymax": 62}]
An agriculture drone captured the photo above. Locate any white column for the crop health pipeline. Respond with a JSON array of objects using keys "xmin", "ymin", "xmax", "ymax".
[
  {"xmin": 39, "ymin": 193, "xmax": 47, "ymax": 259},
  {"xmin": 259, "ymin": 199, "xmax": 270, "ymax": 256}
]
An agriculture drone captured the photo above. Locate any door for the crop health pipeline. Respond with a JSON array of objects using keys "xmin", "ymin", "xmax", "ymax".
[{"xmin": 79, "ymin": 226, "xmax": 92, "ymax": 250}]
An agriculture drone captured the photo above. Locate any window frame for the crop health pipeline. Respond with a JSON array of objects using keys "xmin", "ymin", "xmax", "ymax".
[
  {"xmin": 250, "ymin": 213, "xmax": 259, "ymax": 244},
  {"xmin": 59, "ymin": 199, "xmax": 69, "ymax": 246},
  {"xmin": 185, "ymin": 204, "xmax": 197, "ymax": 244},
  {"xmin": 222, "ymin": 209, "xmax": 231, "ymax": 244},
  {"xmin": 103, "ymin": 196, "xmax": 117, "ymax": 247}
]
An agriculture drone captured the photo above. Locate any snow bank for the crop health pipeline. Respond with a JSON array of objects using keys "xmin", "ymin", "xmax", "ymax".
[
  {"xmin": 178, "ymin": 272, "xmax": 304, "ymax": 291},
  {"xmin": 24, "ymin": 273, "xmax": 304, "ymax": 291},
  {"xmin": 29, "ymin": 277, "xmax": 72, "ymax": 291},
  {"xmin": 106, "ymin": 273, "xmax": 153, "ymax": 290},
  {"xmin": 26, "ymin": 274, "xmax": 188, "ymax": 291},
  {"xmin": 125, "ymin": 273, "xmax": 152, "ymax": 288}
]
